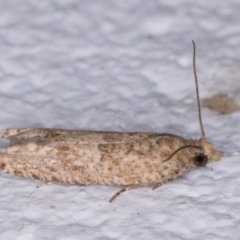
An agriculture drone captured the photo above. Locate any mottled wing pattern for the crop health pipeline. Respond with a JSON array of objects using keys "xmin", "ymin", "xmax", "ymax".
[{"xmin": 0, "ymin": 128, "xmax": 193, "ymax": 186}]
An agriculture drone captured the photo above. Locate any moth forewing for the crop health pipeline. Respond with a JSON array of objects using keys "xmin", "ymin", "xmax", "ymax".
[
  {"xmin": 0, "ymin": 130, "xmax": 196, "ymax": 185},
  {"xmin": 0, "ymin": 42, "xmax": 224, "ymax": 201}
]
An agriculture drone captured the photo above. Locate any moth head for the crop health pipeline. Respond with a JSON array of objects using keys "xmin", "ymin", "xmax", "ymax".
[
  {"xmin": 195, "ymin": 137, "xmax": 225, "ymax": 165},
  {"xmin": 162, "ymin": 140, "xmax": 224, "ymax": 167},
  {"xmin": 191, "ymin": 41, "xmax": 224, "ymax": 167},
  {"xmin": 163, "ymin": 42, "xmax": 225, "ymax": 168}
]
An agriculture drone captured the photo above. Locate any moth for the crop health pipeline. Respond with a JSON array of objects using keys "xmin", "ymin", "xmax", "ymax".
[{"xmin": 0, "ymin": 41, "xmax": 224, "ymax": 202}]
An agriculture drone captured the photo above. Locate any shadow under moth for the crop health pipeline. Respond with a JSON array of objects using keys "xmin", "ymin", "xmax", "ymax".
[{"xmin": 0, "ymin": 41, "xmax": 224, "ymax": 202}]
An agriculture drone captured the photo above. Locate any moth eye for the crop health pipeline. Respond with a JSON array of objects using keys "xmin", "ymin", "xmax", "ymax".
[{"xmin": 193, "ymin": 154, "xmax": 208, "ymax": 167}]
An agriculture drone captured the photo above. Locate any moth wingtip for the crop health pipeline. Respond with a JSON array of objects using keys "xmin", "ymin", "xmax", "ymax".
[
  {"xmin": 1, "ymin": 128, "xmax": 11, "ymax": 139},
  {"xmin": 1, "ymin": 128, "xmax": 23, "ymax": 139}
]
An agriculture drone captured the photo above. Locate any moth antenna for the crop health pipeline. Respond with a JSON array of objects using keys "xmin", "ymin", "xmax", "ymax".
[
  {"xmin": 162, "ymin": 145, "xmax": 202, "ymax": 162},
  {"xmin": 192, "ymin": 40, "xmax": 206, "ymax": 139}
]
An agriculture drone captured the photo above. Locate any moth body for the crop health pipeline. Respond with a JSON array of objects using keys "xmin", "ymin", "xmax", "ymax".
[{"xmin": 0, "ymin": 128, "xmax": 223, "ymax": 187}]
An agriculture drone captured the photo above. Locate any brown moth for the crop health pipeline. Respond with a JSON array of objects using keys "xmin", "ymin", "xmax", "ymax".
[{"xmin": 0, "ymin": 41, "xmax": 224, "ymax": 202}]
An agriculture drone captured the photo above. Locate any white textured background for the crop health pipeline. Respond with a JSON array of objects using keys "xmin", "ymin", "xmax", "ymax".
[{"xmin": 0, "ymin": 1, "xmax": 240, "ymax": 239}]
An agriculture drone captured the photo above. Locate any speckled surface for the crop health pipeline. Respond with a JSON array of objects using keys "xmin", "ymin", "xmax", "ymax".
[{"xmin": 0, "ymin": 1, "xmax": 239, "ymax": 239}]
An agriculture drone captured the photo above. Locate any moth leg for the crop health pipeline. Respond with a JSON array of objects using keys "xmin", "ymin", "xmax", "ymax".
[
  {"xmin": 37, "ymin": 181, "xmax": 55, "ymax": 188},
  {"xmin": 151, "ymin": 183, "xmax": 162, "ymax": 190},
  {"xmin": 109, "ymin": 185, "xmax": 136, "ymax": 202}
]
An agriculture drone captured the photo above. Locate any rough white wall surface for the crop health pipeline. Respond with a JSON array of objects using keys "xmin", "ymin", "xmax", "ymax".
[{"xmin": 0, "ymin": 1, "xmax": 239, "ymax": 239}]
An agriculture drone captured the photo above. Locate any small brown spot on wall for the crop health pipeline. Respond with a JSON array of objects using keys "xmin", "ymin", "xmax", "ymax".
[{"xmin": 203, "ymin": 93, "xmax": 238, "ymax": 114}]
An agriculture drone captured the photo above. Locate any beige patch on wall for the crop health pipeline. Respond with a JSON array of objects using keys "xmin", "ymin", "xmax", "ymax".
[{"xmin": 203, "ymin": 93, "xmax": 239, "ymax": 115}]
